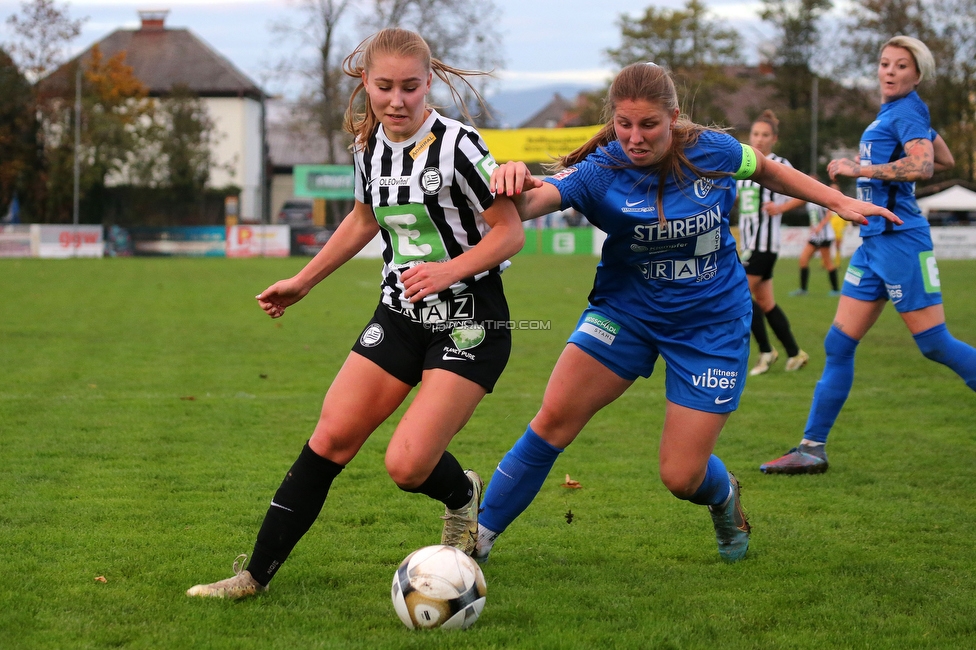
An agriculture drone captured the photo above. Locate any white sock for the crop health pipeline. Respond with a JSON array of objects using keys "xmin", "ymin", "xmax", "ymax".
[
  {"xmin": 476, "ymin": 525, "xmax": 500, "ymax": 555},
  {"xmin": 800, "ymin": 439, "xmax": 825, "ymax": 447}
]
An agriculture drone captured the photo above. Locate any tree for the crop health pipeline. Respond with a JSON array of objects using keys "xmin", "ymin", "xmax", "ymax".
[
  {"xmin": 269, "ymin": 0, "xmax": 355, "ymax": 164},
  {"xmin": 41, "ymin": 45, "xmax": 155, "ymax": 222},
  {"xmin": 0, "ymin": 47, "xmax": 39, "ymax": 219},
  {"xmin": 758, "ymin": 0, "xmax": 833, "ymax": 109},
  {"xmin": 4, "ymin": 0, "xmax": 86, "ymax": 81},
  {"xmin": 605, "ymin": 0, "xmax": 744, "ymax": 125}
]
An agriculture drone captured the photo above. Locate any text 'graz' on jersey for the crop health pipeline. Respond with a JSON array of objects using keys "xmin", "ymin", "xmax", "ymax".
[{"xmin": 546, "ymin": 131, "xmax": 751, "ymax": 328}]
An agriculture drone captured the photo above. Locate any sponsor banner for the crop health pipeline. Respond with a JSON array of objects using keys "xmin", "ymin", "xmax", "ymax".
[
  {"xmin": 290, "ymin": 226, "xmax": 332, "ymax": 256},
  {"xmin": 34, "ymin": 224, "xmax": 104, "ymax": 258},
  {"xmin": 294, "ymin": 165, "xmax": 355, "ymax": 199},
  {"xmin": 480, "ymin": 126, "xmax": 603, "ymax": 163},
  {"xmin": 0, "ymin": 225, "xmax": 32, "ymax": 257},
  {"xmin": 931, "ymin": 227, "xmax": 976, "ymax": 260},
  {"xmin": 520, "ymin": 228, "xmax": 600, "ymax": 255},
  {"xmin": 129, "ymin": 226, "xmax": 226, "ymax": 257},
  {"xmin": 226, "ymin": 225, "xmax": 290, "ymax": 257}
]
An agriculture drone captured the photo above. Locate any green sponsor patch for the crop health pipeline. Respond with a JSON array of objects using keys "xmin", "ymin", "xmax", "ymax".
[
  {"xmin": 919, "ymin": 251, "xmax": 941, "ymax": 293},
  {"xmin": 451, "ymin": 325, "xmax": 486, "ymax": 350},
  {"xmin": 584, "ymin": 314, "xmax": 619, "ymax": 335}
]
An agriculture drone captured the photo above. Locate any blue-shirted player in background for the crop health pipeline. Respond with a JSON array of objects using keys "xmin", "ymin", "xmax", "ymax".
[
  {"xmin": 761, "ymin": 36, "xmax": 976, "ymax": 475},
  {"xmin": 477, "ymin": 62, "xmax": 898, "ymax": 563}
]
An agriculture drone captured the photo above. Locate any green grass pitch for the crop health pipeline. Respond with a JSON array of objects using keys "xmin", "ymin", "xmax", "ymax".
[{"xmin": 1, "ymin": 254, "xmax": 974, "ymax": 649}]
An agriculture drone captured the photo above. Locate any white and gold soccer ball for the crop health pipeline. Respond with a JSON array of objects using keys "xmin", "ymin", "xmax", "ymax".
[{"xmin": 391, "ymin": 545, "xmax": 487, "ymax": 630}]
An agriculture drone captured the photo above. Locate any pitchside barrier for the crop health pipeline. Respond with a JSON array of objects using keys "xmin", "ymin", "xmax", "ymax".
[{"xmin": 3, "ymin": 224, "xmax": 976, "ymax": 260}]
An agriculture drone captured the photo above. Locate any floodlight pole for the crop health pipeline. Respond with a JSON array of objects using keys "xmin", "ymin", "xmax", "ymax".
[
  {"xmin": 73, "ymin": 64, "xmax": 81, "ymax": 228},
  {"xmin": 810, "ymin": 75, "xmax": 819, "ymax": 175}
]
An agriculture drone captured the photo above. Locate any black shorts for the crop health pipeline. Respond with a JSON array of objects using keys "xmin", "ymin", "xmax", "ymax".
[
  {"xmin": 740, "ymin": 249, "xmax": 778, "ymax": 280},
  {"xmin": 351, "ymin": 273, "xmax": 512, "ymax": 392}
]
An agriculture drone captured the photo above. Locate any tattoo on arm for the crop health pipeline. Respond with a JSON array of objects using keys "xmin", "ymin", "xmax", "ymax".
[{"xmin": 863, "ymin": 139, "xmax": 934, "ymax": 182}]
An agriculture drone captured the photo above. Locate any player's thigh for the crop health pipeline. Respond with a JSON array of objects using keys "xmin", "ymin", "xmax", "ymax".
[
  {"xmin": 310, "ymin": 352, "xmax": 413, "ymax": 463},
  {"xmin": 659, "ymin": 402, "xmax": 730, "ymax": 497},
  {"xmin": 385, "ymin": 368, "xmax": 488, "ymax": 486},
  {"xmin": 531, "ymin": 343, "xmax": 634, "ymax": 449}
]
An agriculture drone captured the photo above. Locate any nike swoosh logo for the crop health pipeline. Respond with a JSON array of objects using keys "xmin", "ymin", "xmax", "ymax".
[
  {"xmin": 442, "ymin": 353, "xmax": 468, "ymax": 362},
  {"xmin": 714, "ymin": 396, "xmax": 734, "ymax": 405},
  {"xmin": 625, "ymin": 198, "xmax": 644, "ymax": 207},
  {"xmin": 270, "ymin": 500, "xmax": 294, "ymax": 512}
]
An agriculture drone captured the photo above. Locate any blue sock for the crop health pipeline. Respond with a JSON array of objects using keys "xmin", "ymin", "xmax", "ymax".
[
  {"xmin": 479, "ymin": 426, "xmax": 563, "ymax": 534},
  {"xmin": 803, "ymin": 326, "xmax": 859, "ymax": 444},
  {"xmin": 913, "ymin": 323, "xmax": 976, "ymax": 391},
  {"xmin": 686, "ymin": 455, "xmax": 731, "ymax": 507}
]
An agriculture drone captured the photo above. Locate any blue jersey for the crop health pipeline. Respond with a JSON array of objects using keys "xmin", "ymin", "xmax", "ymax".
[
  {"xmin": 856, "ymin": 91, "xmax": 931, "ymax": 237},
  {"xmin": 546, "ymin": 131, "xmax": 751, "ymax": 328}
]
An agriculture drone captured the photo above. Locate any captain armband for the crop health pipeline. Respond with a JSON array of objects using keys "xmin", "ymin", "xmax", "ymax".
[{"xmin": 733, "ymin": 143, "xmax": 758, "ymax": 180}]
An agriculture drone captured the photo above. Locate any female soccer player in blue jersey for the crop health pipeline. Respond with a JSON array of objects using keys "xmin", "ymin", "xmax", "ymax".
[
  {"xmin": 475, "ymin": 62, "xmax": 897, "ymax": 563},
  {"xmin": 187, "ymin": 28, "xmax": 524, "ymax": 599},
  {"xmin": 760, "ymin": 36, "xmax": 976, "ymax": 475}
]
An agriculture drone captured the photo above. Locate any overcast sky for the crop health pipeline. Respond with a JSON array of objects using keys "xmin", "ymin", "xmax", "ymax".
[{"xmin": 1, "ymin": 0, "xmax": 856, "ymax": 96}]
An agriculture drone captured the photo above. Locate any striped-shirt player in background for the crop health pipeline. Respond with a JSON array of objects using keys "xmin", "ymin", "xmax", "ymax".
[
  {"xmin": 187, "ymin": 28, "xmax": 524, "ymax": 599},
  {"xmin": 761, "ymin": 36, "xmax": 976, "ymax": 475},
  {"xmin": 789, "ymin": 178, "xmax": 841, "ymax": 297},
  {"xmin": 736, "ymin": 110, "xmax": 809, "ymax": 376},
  {"xmin": 474, "ymin": 62, "xmax": 898, "ymax": 566}
]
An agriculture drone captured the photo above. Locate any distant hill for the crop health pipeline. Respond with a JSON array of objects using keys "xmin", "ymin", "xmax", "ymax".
[{"xmin": 485, "ymin": 83, "xmax": 602, "ymax": 128}]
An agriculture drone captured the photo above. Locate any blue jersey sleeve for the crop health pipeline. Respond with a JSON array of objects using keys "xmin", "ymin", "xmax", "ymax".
[
  {"xmin": 543, "ymin": 148, "xmax": 617, "ymax": 225},
  {"xmin": 889, "ymin": 93, "xmax": 931, "ymax": 146}
]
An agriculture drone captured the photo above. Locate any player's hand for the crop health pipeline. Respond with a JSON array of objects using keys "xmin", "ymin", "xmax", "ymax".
[
  {"xmin": 256, "ymin": 277, "xmax": 310, "ymax": 318},
  {"xmin": 761, "ymin": 201, "xmax": 782, "ymax": 216},
  {"xmin": 827, "ymin": 158, "xmax": 860, "ymax": 180},
  {"xmin": 833, "ymin": 196, "xmax": 902, "ymax": 227},
  {"xmin": 401, "ymin": 262, "xmax": 455, "ymax": 303},
  {"xmin": 489, "ymin": 161, "xmax": 544, "ymax": 197}
]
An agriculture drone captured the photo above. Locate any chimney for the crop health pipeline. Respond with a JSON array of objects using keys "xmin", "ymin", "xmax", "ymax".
[{"xmin": 138, "ymin": 10, "xmax": 169, "ymax": 31}]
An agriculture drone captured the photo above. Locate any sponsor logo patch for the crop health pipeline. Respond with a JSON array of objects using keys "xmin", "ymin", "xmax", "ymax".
[
  {"xmin": 692, "ymin": 368, "xmax": 739, "ymax": 391},
  {"xmin": 844, "ymin": 265, "xmax": 864, "ymax": 286},
  {"xmin": 551, "ymin": 167, "xmax": 578, "ymax": 181},
  {"xmin": 410, "ymin": 132, "xmax": 436, "ymax": 160},
  {"xmin": 919, "ymin": 251, "xmax": 941, "ymax": 293},
  {"xmin": 360, "ymin": 323, "xmax": 384, "ymax": 347},
  {"xmin": 578, "ymin": 314, "xmax": 619, "ymax": 345},
  {"xmin": 450, "ymin": 324, "xmax": 486, "ymax": 351}
]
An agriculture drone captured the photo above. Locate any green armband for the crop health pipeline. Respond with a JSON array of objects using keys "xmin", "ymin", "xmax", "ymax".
[{"xmin": 734, "ymin": 143, "xmax": 757, "ymax": 180}]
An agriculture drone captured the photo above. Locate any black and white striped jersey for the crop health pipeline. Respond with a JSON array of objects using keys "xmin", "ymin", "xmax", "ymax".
[
  {"xmin": 354, "ymin": 109, "xmax": 506, "ymax": 312},
  {"xmin": 736, "ymin": 152, "xmax": 794, "ymax": 253}
]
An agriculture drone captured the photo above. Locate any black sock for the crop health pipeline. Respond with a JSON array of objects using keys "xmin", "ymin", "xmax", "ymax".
[
  {"xmin": 751, "ymin": 301, "xmax": 772, "ymax": 353},
  {"xmin": 828, "ymin": 269, "xmax": 839, "ymax": 291},
  {"xmin": 765, "ymin": 304, "xmax": 799, "ymax": 357},
  {"xmin": 247, "ymin": 443, "xmax": 344, "ymax": 586},
  {"xmin": 799, "ymin": 267, "xmax": 809, "ymax": 291},
  {"xmin": 402, "ymin": 451, "xmax": 472, "ymax": 509}
]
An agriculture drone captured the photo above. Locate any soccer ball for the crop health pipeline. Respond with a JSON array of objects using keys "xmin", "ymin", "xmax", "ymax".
[{"xmin": 391, "ymin": 545, "xmax": 487, "ymax": 630}]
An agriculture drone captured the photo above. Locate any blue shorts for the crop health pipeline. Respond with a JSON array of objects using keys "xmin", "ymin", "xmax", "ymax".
[
  {"xmin": 842, "ymin": 228, "xmax": 943, "ymax": 313},
  {"xmin": 567, "ymin": 306, "xmax": 751, "ymax": 413}
]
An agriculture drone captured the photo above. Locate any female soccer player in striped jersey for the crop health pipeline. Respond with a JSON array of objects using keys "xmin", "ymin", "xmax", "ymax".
[
  {"xmin": 761, "ymin": 36, "xmax": 976, "ymax": 475},
  {"xmin": 187, "ymin": 28, "xmax": 523, "ymax": 599},
  {"xmin": 475, "ymin": 62, "xmax": 897, "ymax": 564},
  {"xmin": 737, "ymin": 110, "xmax": 809, "ymax": 376}
]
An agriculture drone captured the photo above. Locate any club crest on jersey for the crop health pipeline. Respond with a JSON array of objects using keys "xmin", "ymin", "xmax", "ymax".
[
  {"xmin": 694, "ymin": 177, "xmax": 713, "ymax": 199},
  {"xmin": 420, "ymin": 167, "xmax": 442, "ymax": 195},
  {"xmin": 360, "ymin": 323, "xmax": 384, "ymax": 348}
]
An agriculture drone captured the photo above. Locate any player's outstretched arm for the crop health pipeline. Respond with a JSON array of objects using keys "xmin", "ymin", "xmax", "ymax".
[
  {"xmin": 489, "ymin": 161, "xmax": 563, "ymax": 222},
  {"xmin": 256, "ymin": 201, "xmax": 379, "ymax": 318},
  {"xmin": 751, "ymin": 149, "xmax": 902, "ymax": 227}
]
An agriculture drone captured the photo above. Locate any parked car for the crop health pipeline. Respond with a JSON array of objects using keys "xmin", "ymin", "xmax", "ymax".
[{"xmin": 275, "ymin": 199, "xmax": 314, "ymax": 225}]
